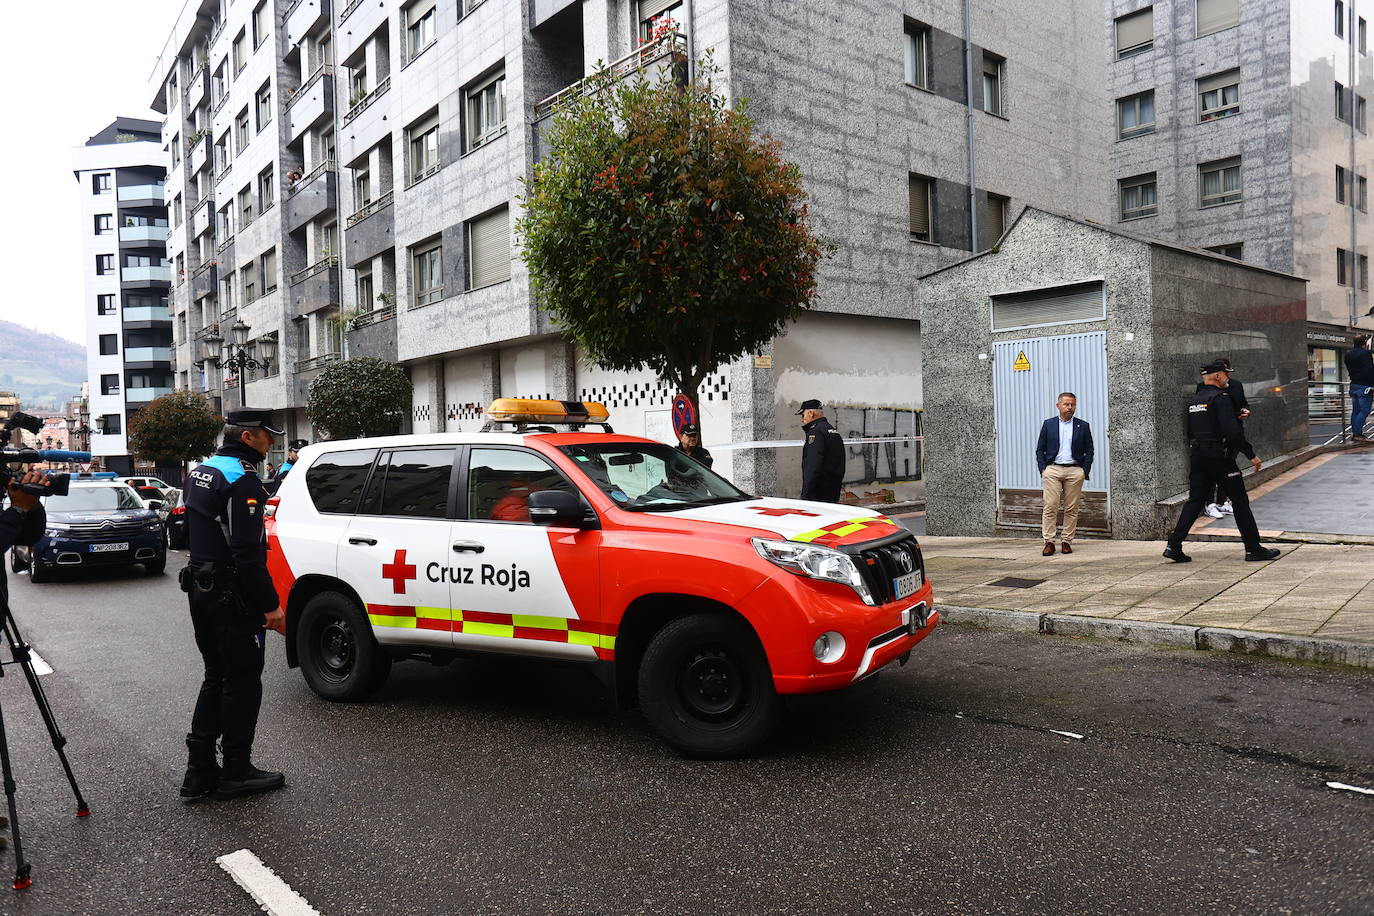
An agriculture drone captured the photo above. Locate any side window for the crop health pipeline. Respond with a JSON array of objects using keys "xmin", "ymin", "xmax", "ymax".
[
  {"xmin": 305, "ymin": 449, "xmax": 378, "ymax": 514},
  {"xmin": 360, "ymin": 447, "xmax": 455, "ymax": 518},
  {"xmin": 467, "ymin": 448, "xmax": 574, "ymax": 523}
]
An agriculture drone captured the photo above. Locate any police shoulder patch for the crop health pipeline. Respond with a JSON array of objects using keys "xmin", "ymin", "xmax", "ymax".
[{"xmin": 238, "ymin": 459, "xmax": 259, "ymax": 475}]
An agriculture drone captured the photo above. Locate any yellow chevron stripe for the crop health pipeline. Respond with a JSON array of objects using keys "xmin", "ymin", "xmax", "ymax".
[
  {"xmin": 513, "ymin": 614, "xmax": 570, "ymax": 631},
  {"xmin": 369, "ymin": 614, "xmax": 417, "ymax": 628},
  {"xmin": 463, "ymin": 621, "xmax": 515, "ymax": 638}
]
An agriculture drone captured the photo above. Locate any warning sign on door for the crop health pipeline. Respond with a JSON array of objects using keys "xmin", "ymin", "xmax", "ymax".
[{"xmin": 1012, "ymin": 350, "xmax": 1032, "ymax": 372}]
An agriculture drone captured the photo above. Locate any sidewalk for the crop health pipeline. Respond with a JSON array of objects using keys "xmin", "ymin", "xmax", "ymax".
[
  {"xmin": 920, "ymin": 536, "xmax": 1374, "ymax": 668},
  {"xmin": 1195, "ymin": 447, "xmax": 1374, "ymax": 541}
]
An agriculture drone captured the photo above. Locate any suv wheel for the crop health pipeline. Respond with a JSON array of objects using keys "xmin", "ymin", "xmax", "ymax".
[
  {"xmin": 297, "ymin": 591, "xmax": 392, "ymax": 701},
  {"xmin": 637, "ymin": 613, "xmax": 782, "ymax": 759},
  {"xmin": 29, "ymin": 561, "xmax": 52, "ymax": 584},
  {"xmin": 9, "ymin": 548, "xmax": 28, "ymax": 574},
  {"xmin": 144, "ymin": 556, "xmax": 166, "ymax": 575}
]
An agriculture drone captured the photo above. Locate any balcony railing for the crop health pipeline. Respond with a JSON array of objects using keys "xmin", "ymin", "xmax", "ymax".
[
  {"xmin": 123, "ymin": 305, "xmax": 172, "ymax": 323},
  {"xmin": 338, "ymin": 0, "xmax": 365, "ymax": 24},
  {"xmin": 289, "ymin": 157, "xmax": 336, "ymax": 197},
  {"xmin": 350, "ymin": 303, "xmax": 395, "ymax": 328},
  {"xmin": 287, "ymin": 64, "xmax": 333, "ymax": 109},
  {"xmin": 118, "ymin": 183, "xmax": 167, "ymax": 202},
  {"xmin": 126, "ymin": 387, "xmax": 174, "ymax": 403},
  {"xmin": 296, "ymin": 353, "xmax": 340, "ymax": 373},
  {"xmin": 346, "ymin": 189, "xmax": 393, "ymax": 227},
  {"xmin": 217, "ymin": 233, "xmax": 235, "ymax": 252},
  {"xmin": 291, "ymin": 256, "xmax": 338, "ymax": 284},
  {"xmin": 194, "ymin": 322, "xmax": 220, "ymax": 341},
  {"xmin": 124, "ymin": 347, "xmax": 173, "ymax": 363},
  {"xmin": 122, "ymin": 265, "xmax": 173, "ymax": 283},
  {"xmin": 192, "ymin": 259, "xmax": 217, "ymax": 278},
  {"xmin": 342, "ymin": 76, "xmax": 390, "ymax": 125},
  {"xmin": 534, "ymin": 31, "xmax": 686, "ymax": 120}
]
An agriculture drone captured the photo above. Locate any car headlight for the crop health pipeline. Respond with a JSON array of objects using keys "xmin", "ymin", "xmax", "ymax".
[
  {"xmin": 145, "ymin": 520, "xmax": 163, "ymax": 531},
  {"xmin": 752, "ymin": 537, "xmax": 876, "ymax": 606},
  {"xmin": 43, "ymin": 523, "xmax": 70, "ymax": 537}
]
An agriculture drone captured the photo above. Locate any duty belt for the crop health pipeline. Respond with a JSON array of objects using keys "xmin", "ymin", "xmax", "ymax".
[{"xmin": 179, "ymin": 560, "xmax": 239, "ymax": 593}]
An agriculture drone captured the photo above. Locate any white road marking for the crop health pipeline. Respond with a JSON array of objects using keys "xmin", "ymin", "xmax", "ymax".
[
  {"xmin": 1326, "ymin": 781, "xmax": 1374, "ymax": 796},
  {"xmin": 216, "ymin": 849, "xmax": 322, "ymax": 916},
  {"xmin": 26, "ymin": 649, "xmax": 52, "ymax": 677},
  {"xmin": 1049, "ymin": 730, "xmax": 1085, "ymax": 740}
]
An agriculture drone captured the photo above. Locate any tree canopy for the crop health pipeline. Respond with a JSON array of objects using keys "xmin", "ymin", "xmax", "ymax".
[
  {"xmin": 127, "ymin": 391, "xmax": 222, "ymax": 467},
  {"xmin": 306, "ymin": 357, "xmax": 412, "ymax": 439}
]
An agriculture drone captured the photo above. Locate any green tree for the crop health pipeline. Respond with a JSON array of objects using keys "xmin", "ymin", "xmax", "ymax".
[
  {"xmin": 126, "ymin": 391, "xmax": 222, "ymax": 471},
  {"xmin": 518, "ymin": 57, "xmax": 830, "ymax": 423},
  {"xmin": 306, "ymin": 357, "xmax": 412, "ymax": 439}
]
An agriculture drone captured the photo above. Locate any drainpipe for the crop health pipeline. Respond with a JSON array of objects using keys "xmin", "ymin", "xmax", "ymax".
[
  {"xmin": 963, "ymin": 0, "xmax": 979, "ymax": 252},
  {"xmin": 1350, "ymin": 1, "xmax": 1359, "ymax": 330}
]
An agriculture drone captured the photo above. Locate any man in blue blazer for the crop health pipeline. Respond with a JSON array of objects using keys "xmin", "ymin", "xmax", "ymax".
[{"xmin": 1034, "ymin": 392, "xmax": 1095, "ymax": 555}]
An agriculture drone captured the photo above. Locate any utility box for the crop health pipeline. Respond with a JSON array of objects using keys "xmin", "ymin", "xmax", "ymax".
[{"xmin": 919, "ymin": 208, "xmax": 1308, "ymax": 540}]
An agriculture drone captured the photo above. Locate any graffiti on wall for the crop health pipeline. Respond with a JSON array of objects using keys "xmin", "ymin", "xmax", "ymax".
[{"xmin": 831, "ymin": 406, "xmax": 923, "ymax": 484}]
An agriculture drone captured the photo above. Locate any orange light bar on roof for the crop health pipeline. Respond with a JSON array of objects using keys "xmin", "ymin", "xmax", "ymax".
[{"xmin": 485, "ymin": 399, "xmax": 611, "ymax": 425}]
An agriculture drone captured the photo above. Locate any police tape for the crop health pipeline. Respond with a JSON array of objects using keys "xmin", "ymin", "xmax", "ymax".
[{"xmin": 707, "ymin": 436, "xmax": 923, "ymax": 451}]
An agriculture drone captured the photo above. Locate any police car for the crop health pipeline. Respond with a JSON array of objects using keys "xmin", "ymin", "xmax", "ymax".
[
  {"xmin": 266, "ymin": 400, "xmax": 936, "ymax": 758},
  {"xmin": 11, "ymin": 477, "xmax": 167, "ymax": 582}
]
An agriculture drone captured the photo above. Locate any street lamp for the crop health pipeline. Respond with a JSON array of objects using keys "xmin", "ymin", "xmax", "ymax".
[{"xmin": 220, "ymin": 319, "xmax": 275, "ymax": 409}]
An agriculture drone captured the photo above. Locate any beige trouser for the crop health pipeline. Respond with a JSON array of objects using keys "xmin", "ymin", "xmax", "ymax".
[{"xmin": 1041, "ymin": 464, "xmax": 1086, "ymax": 542}]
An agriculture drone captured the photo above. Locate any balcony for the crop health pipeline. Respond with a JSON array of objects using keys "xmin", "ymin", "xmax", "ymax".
[
  {"xmin": 121, "ymin": 265, "xmax": 172, "ymax": 284},
  {"xmin": 189, "ymin": 132, "xmax": 210, "ymax": 174},
  {"xmin": 126, "ymin": 387, "xmax": 174, "ymax": 404},
  {"xmin": 185, "ymin": 65, "xmax": 209, "ymax": 111},
  {"xmin": 124, "ymin": 347, "xmax": 173, "ymax": 364},
  {"xmin": 191, "ymin": 262, "xmax": 218, "ymax": 300},
  {"xmin": 118, "ymin": 224, "xmax": 169, "ymax": 246},
  {"xmin": 342, "ymin": 75, "xmax": 389, "ymax": 126},
  {"xmin": 287, "ymin": 65, "xmax": 334, "ymax": 143},
  {"xmin": 191, "ymin": 197, "xmax": 215, "ymax": 238},
  {"xmin": 345, "ymin": 190, "xmax": 394, "ymax": 267},
  {"xmin": 290, "ymin": 257, "xmax": 340, "ymax": 315},
  {"xmin": 286, "ymin": 0, "xmax": 331, "ymax": 47},
  {"xmin": 337, "ymin": 0, "xmax": 385, "ymax": 55},
  {"xmin": 340, "ymin": 77, "xmax": 391, "ymax": 166},
  {"xmin": 285, "ymin": 160, "xmax": 337, "ymax": 233},
  {"xmin": 118, "ymin": 183, "xmax": 166, "ymax": 207},
  {"xmin": 123, "ymin": 305, "xmax": 172, "ymax": 324},
  {"xmin": 532, "ymin": 0, "xmax": 578, "ymax": 28}
]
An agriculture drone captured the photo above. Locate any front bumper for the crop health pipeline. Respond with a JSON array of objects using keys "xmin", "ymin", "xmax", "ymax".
[{"xmin": 33, "ymin": 532, "xmax": 165, "ymax": 568}]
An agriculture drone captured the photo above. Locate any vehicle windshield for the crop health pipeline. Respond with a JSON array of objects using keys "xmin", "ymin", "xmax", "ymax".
[
  {"xmin": 558, "ymin": 442, "xmax": 750, "ymax": 512},
  {"xmin": 45, "ymin": 486, "xmax": 145, "ymax": 512}
]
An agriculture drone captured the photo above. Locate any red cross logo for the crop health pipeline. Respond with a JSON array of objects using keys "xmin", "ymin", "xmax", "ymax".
[
  {"xmin": 382, "ymin": 549, "xmax": 417, "ymax": 595},
  {"xmin": 749, "ymin": 507, "xmax": 822, "ymax": 517}
]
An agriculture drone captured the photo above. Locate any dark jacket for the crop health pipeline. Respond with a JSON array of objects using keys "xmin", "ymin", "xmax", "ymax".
[
  {"xmin": 801, "ymin": 416, "xmax": 846, "ymax": 501},
  {"xmin": 1187, "ymin": 384, "xmax": 1256, "ymax": 460},
  {"xmin": 1035, "ymin": 416, "xmax": 1095, "ymax": 480},
  {"xmin": 1195, "ymin": 377, "xmax": 1249, "ymax": 416},
  {"xmin": 0, "ymin": 500, "xmax": 45, "ymax": 609},
  {"xmin": 674, "ymin": 443, "xmax": 713, "ymax": 469},
  {"xmin": 185, "ymin": 441, "xmax": 278, "ymax": 615},
  {"xmin": 1346, "ymin": 345, "xmax": 1374, "ymax": 388}
]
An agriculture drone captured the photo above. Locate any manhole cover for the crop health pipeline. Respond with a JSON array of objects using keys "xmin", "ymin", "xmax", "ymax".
[{"xmin": 988, "ymin": 576, "xmax": 1045, "ymax": 589}]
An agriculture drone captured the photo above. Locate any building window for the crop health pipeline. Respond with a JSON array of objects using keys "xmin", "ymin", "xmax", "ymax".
[
  {"xmin": 1337, "ymin": 0, "xmax": 1346, "ymax": 37},
  {"xmin": 100, "ymin": 374, "xmax": 120, "ymax": 396},
  {"xmin": 908, "ymin": 174, "xmax": 933, "ymax": 241},
  {"xmin": 232, "ymin": 29, "xmax": 246, "ymax": 74},
  {"xmin": 215, "ymin": 133, "xmax": 230, "ymax": 173},
  {"xmin": 1205, "ymin": 243, "xmax": 1243, "ymax": 260},
  {"xmin": 638, "ymin": 0, "xmax": 684, "ymax": 41},
  {"xmin": 1336, "ymin": 81, "xmax": 1351, "ymax": 122},
  {"xmin": 96, "ymin": 254, "xmax": 115, "ymax": 275},
  {"xmin": 238, "ymin": 185, "xmax": 253, "ymax": 227},
  {"xmin": 1338, "ymin": 248, "xmax": 1354, "ymax": 286},
  {"xmin": 94, "ymin": 214, "xmax": 113, "ymax": 235},
  {"xmin": 235, "ymin": 107, "xmax": 250, "ymax": 151},
  {"xmin": 466, "ymin": 70, "xmax": 506, "ymax": 149},
  {"xmin": 1198, "ymin": 69, "xmax": 1240, "ymax": 121},
  {"xmin": 1359, "ymin": 95, "xmax": 1368, "ymax": 132},
  {"xmin": 403, "ymin": 0, "xmax": 437, "ymax": 62},
  {"xmin": 407, "ymin": 111, "xmax": 441, "ymax": 185},
  {"xmin": 1338, "ymin": 164, "xmax": 1349, "ymax": 203},
  {"xmin": 242, "ymin": 259, "xmax": 258, "ymax": 303},
  {"xmin": 97, "ymin": 294, "xmax": 116, "ymax": 315},
  {"xmin": 1361, "ymin": 17, "xmax": 1368, "ymax": 53},
  {"xmin": 99, "ymin": 334, "xmax": 118, "ymax": 355},
  {"xmin": 101, "ymin": 415, "xmax": 121, "ymax": 435},
  {"xmin": 1115, "ymin": 7, "xmax": 1154, "ymax": 58},
  {"xmin": 255, "ymin": 83, "xmax": 272, "ymax": 132},
  {"xmin": 92, "ymin": 173, "xmax": 112, "ymax": 194},
  {"xmin": 1360, "ymin": 174, "xmax": 1369, "ymax": 211},
  {"xmin": 262, "ymin": 248, "xmax": 277, "ymax": 293},
  {"xmin": 412, "ymin": 239, "xmax": 443, "ymax": 306},
  {"xmin": 1117, "ymin": 90, "xmax": 1156, "ymax": 139},
  {"xmin": 220, "ymin": 273, "xmax": 235, "ymax": 311},
  {"xmin": 252, "ymin": 2, "xmax": 269, "ymax": 49},
  {"xmin": 461, "ymin": 0, "xmax": 487, "ymax": 14},
  {"xmin": 1196, "ymin": 0, "xmax": 1239, "ymax": 38},
  {"xmin": 1362, "ymin": 254, "xmax": 1370, "ymax": 291},
  {"xmin": 468, "ymin": 206, "xmax": 511, "ymax": 289},
  {"xmin": 1119, "ymin": 172, "xmax": 1157, "ymax": 220},
  {"xmin": 258, "ymin": 166, "xmax": 275, "ymax": 212},
  {"xmin": 904, "ymin": 23, "xmax": 930, "ymax": 88},
  {"xmin": 1199, "ymin": 157, "xmax": 1242, "ymax": 207},
  {"xmin": 349, "ymin": 64, "xmax": 368, "ymax": 107},
  {"xmin": 171, "ymin": 134, "xmax": 182, "ymax": 166},
  {"xmin": 982, "ymin": 193, "xmax": 1009, "ymax": 250},
  {"xmin": 354, "ymin": 168, "xmax": 371, "ymax": 206},
  {"xmin": 357, "ymin": 270, "xmax": 374, "ymax": 310},
  {"xmin": 981, "ymin": 53, "xmax": 1004, "ymax": 115}
]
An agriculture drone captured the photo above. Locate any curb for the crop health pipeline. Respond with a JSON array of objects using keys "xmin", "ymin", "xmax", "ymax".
[{"xmin": 936, "ymin": 604, "xmax": 1374, "ymax": 670}]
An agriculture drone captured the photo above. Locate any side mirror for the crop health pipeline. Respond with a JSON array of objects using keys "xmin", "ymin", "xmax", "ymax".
[
  {"xmin": 528, "ymin": 489, "xmax": 595, "ymax": 529},
  {"xmin": 146, "ymin": 500, "xmax": 166, "ymax": 511}
]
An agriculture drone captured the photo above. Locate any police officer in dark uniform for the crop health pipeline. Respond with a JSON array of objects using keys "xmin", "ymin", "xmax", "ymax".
[
  {"xmin": 179, "ymin": 407, "xmax": 287, "ymax": 800},
  {"xmin": 674, "ymin": 424, "xmax": 713, "ymax": 468},
  {"xmin": 797, "ymin": 398, "xmax": 846, "ymax": 502},
  {"xmin": 1164, "ymin": 361, "xmax": 1281, "ymax": 564},
  {"xmin": 267, "ymin": 439, "xmax": 308, "ymax": 494}
]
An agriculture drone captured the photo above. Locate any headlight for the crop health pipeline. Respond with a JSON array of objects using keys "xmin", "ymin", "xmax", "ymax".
[
  {"xmin": 145, "ymin": 521, "xmax": 163, "ymax": 531},
  {"xmin": 752, "ymin": 537, "xmax": 876, "ymax": 606}
]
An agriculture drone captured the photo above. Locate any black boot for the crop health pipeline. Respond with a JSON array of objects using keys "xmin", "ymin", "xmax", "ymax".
[
  {"xmin": 1162, "ymin": 544, "xmax": 1192, "ymax": 563},
  {"xmin": 179, "ymin": 734, "xmax": 220, "ymax": 799},
  {"xmin": 215, "ymin": 753, "xmax": 285, "ymax": 800}
]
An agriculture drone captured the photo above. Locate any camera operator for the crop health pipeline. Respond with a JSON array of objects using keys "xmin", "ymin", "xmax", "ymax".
[{"xmin": 1, "ymin": 471, "xmax": 48, "ymax": 609}]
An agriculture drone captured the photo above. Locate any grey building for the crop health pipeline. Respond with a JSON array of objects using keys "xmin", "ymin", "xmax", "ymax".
[
  {"xmin": 1105, "ymin": 0, "xmax": 1374, "ymax": 395},
  {"xmin": 71, "ymin": 118, "xmax": 174, "ymax": 477}
]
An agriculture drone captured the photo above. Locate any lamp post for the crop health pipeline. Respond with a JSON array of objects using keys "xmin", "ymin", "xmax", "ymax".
[{"xmin": 219, "ymin": 319, "xmax": 277, "ymax": 409}]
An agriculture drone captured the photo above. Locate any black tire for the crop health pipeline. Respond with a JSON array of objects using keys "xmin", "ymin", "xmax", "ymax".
[
  {"xmin": 296, "ymin": 591, "xmax": 391, "ymax": 701},
  {"xmin": 637, "ymin": 612, "xmax": 782, "ymax": 759},
  {"xmin": 29, "ymin": 561, "xmax": 52, "ymax": 584},
  {"xmin": 9, "ymin": 548, "xmax": 28, "ymax": 574},
  {"xmin": 145, "ymin": 556, "xmax": 166, "ymax": 575}
]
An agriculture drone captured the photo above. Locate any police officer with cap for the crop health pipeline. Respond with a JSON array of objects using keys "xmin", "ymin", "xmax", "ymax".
[
  {"xmin": 798, "ymin": 398, "xmax": 846, "ymax": 502},
  {"xmin": 674, "ymin": 424, "xmax": 713, "ymax": 468},
  {"xmin": 1164, "ymin": 361, "xmax": 1281, "ymax": 564},
  {"xmin": 268, "ymin": 439, "xmax": 309, "ymax": 494},
  {"xmin": 179, "ymin": 406, "xmax": 287, "ymax": 801}
]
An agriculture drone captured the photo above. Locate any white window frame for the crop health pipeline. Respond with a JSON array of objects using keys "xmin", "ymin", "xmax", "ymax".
[
  {"xmin": 1198, "ymin": 157, "xmax": 1242, "ymax": 208},
  {"xmin": 403, "ymin": 0, "xmax": 438, "ymax": 63},
  {"xmin": 1119, "ymin": 173, "xmax": 1157, "ymax": 220},
  {"xmin": 904, "ymin": 25, "xmax": 930, "ymax": 89},
  {"xmin": 258, "ymin": 167, "xmax": 275, "ymax": 212},
  {"xmin": 262, "ymin": 248, "xmax": 277, "ymax": 293},
  {"xmin": 252, "ymin": 1, "xmax": 269, "ymax": 49},
  {"xmin": 255, "ymin": 84, "xmax": 272, "ymax": 132},
  {"xmin": 981, "ymin": 54, "xmax": 1003, "ymax": 115},
  {"xmin": 467, "ymin": 70, "xmax": 507, "ymax": 150},
  {"xmin": 412, "ymin": 240, "xmax": 443, "ymax": 306},
  {"xmin": 407, "ymin": 112, "xmax": 441, "ymax": 185}
]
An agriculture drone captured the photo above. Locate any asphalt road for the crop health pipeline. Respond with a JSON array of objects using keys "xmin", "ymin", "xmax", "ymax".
[{"xmin": 0, "ymin": 553, "xmax": 1370, "ymax": 915}]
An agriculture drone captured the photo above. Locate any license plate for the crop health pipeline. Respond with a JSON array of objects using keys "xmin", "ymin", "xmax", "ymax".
[
  {"xmin": 892, "ymin": 571, "xmax": 920, "ymax": 601},
  {"xmin": 89, "ymin": 542, "xmax": 128, "ymax": 553}
]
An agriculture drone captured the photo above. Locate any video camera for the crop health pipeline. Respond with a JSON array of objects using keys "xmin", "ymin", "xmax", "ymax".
[{"xmin": 1, "ymin": 412, "xmax": 91, "ymax": 498}]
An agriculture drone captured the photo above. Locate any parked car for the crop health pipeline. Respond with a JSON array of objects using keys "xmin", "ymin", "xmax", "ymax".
[
  {"xmin": 10, "ymin": 480, "xmax": 166, "ymax": 582},
  {"xmin": 122, "ymin": 476, "xmax": 175, "ymax": 499},
  {"xmin": 167, "ymin": 488, "xmax": 189, "ymax": 549}
]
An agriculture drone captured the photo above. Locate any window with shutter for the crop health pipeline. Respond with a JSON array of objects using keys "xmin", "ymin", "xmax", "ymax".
[
  {"xmin": 908, "ymin": 174, "xmax": 932, "ymax": 242},
  {"xmin": 1117, "ymin": 90, "xmax": 1156, "ymax": 138},
  {"xmin": 1196, "ymin": 0, "xmax": 1239, "ymax": 38},
  {"xmin": 982, "ymin": 194, "xmax": 1008, "ymax": 250},
  {"xmin": 991, "ymin": 282, "xmax": 1105, "ymax": 332},
  {"xmin": 469, "ymin": 207, "xmax": 511, "ymax": 289},
  {"xmin": 1119, "ymin": 173, "xmax": 1157, "ymax": 220},
  {"xmin": 1115, "ymin": 7, "xmax": 1154, "ymax": 58},
  {"xmin": 1199, "ymin": 156, "xmax": 1242, "ymax": 207},
  {"xmin": 639, "ymin": 0, "xmax": 682, "ymax": 37},
  {"xmin": 1198, "ymin": 69, "xmax": 1240, "ymax": 120}
]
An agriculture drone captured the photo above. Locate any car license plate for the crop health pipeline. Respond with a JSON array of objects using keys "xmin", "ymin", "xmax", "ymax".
[
  {"xmin": 892, "ymin": 571, "xmax": 920, "ymax": 601},
  {"xmin": 89, "ymin": 542, "xmax": 128, "ymax": 553}
]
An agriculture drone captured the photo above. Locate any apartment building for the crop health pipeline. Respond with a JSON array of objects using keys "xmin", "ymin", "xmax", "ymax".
[
  {"xmin": 71, "ymin": 118, "xmax": 172, "ymax": 476},
  {"xmin": 1106, "ymin": 0, "xmax": 1374, "ymax": 389},
  {"xmin": 149, "ymin": 0, "xmax": 1110, "ymax": 497}
]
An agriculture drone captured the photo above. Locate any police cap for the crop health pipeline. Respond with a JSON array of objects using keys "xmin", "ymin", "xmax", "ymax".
[
  {"xmin": 288, "ymin": 439, "xmax": 309, "ymax": 451},
  {"xmin": 680, "ymin": 424, "xmax": 700, "ymax": 435},
  {"xmin": 1200, "ymin": 359, "xmax": 1231, "ymax": 375},
  {"xmin": 795, "ymin": 398, "xmax": 823, "ymax": 415},
  {"xmin": 226, "ymin": 406, "xmax": 285, "ymax": 435}
]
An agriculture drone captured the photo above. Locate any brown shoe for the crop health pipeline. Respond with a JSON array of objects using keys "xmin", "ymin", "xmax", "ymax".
[
  {"xmin": 1060, "ymin": 542, "xmax": 1073, "ymax": 554},
  {"xmin": 1042, "ymin": 541, "xmax": 1056, "ymax": 556}
]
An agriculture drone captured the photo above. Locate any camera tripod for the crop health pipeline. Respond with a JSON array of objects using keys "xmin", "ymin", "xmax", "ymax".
[{"xmin": 0, "ymin": 595, "xmax": 88, "ymax": 890}]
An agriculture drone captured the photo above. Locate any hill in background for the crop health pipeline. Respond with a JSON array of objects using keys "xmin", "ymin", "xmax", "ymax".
[{"xmin": 0, "ymin": 320, "xmax": 86, "ymax": 413}]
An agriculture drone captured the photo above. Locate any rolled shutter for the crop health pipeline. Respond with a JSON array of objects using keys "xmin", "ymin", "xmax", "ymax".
[
  {"xmin": 991, "ymin": 282, "xmax": 1105, "ymax": 331},
  {"xmin": 1116, "ymin": 8, "xmax": 1153, "ymax": 53},
  {"xmin": 1198, "ymin": 69, "xmax": 1239, "ymax": 95},
  {"xmin": 908, "ymin": 175, "xmax": 931, "ymax": 238},
  {"xmin": 640, "ymin": 0, "xmax": 678, "ymax": 22},
  {"xmin": 469, "ymin": 207, "xmax": 510, "ymax": 288},
  {"xmin": 1196, "ymin": 0, "xmax": 1240, "ymax": 37}
]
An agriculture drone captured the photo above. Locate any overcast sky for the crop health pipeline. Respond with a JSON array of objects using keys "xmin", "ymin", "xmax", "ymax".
[{"xmin": 0, "ymin": 0, "xmax": 184, "ymax": 345}]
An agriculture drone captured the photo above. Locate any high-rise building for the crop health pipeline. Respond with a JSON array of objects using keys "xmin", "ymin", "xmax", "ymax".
[
  {"xmin": 150, "ymin": 0, "xmax": 1110, "ymax": 498},
  {"xmin": 71, "ymin": 118, "xmax": 171, "ymax": 476}
]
